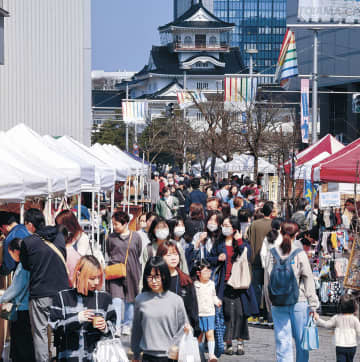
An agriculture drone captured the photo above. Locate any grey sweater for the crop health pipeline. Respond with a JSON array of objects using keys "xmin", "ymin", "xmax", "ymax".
[{"xmin": 131, "ymin": 290, "xmax": 188, "ymax": 359}]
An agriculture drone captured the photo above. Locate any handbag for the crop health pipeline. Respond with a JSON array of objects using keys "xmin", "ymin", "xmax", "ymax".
[
  {"xmin": 105, "ymin": 233, "xmax": 133, "ymax": 280},
  {"xmin": 227, "ymin": 247, "xmax": 251, "ymax": 290},
  {"xmin": 301, "ymin": 316, "xmax": 319, "ymax": 351}
]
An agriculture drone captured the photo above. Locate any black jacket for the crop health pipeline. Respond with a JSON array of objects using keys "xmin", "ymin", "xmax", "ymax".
[
  {"xmin": 170, "ymin": 275, "xmax": 200, "ymax": 337},
  {"xmin": 185, "ymin": 189, "xmax": 207, "ymax": 214},
  {"xmin": 20, "ymin": 226, "xmax": 69, "ymax": 299}
]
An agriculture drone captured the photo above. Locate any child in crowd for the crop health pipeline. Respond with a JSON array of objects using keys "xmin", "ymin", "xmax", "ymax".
[
  {"xmin": 314, "ymin": 295, "xmax": 360, "ymax": 362},
  {"xmin": 194, "ymin": 260, "xmax": 222, "ymax": 362}
]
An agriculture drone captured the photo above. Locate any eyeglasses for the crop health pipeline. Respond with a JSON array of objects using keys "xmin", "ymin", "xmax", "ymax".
[{"xmin": 147, "ymin": 275, "xmax": 162, "ymax": 282}]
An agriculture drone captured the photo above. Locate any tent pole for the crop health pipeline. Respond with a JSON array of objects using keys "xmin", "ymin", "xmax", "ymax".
[
  {"xmin": 91, "ymin": 191, "xmax": 95, "ymax": 242},
  {"xmin": 77, "ymin": 193, "xmax": 81, "ymax": 223},
  {"xmin": 110, "ymin": 188, "xmax": 115, "ymax": 232},
  {"xmin": 97, "ymin": 192, "xmax": 100, "ymax": 244},
  {"xmin": 20, "ymin": 202, "xmax": 25, "ymax": 224}
]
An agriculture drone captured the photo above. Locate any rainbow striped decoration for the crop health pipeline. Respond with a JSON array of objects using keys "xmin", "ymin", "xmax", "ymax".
[
  {"xmin": 274, "ymin": 29, "xmax": 299, "ymax": 87},
  {"xmin": 122, "ymin": 101, "xmax": 147, "ymax": 124},
  {"xmin": 177, "ymin": 91, "xmax": 207, "ymax": 110},
  {"xmin": 224, "ymin": 77, "xmax": 258, "ymax": 111}
]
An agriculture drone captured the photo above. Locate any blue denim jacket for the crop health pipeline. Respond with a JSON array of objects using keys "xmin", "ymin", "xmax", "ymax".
[{"xmin": 0, "ymin": 263, "xmax": 30, "ymax": 311}]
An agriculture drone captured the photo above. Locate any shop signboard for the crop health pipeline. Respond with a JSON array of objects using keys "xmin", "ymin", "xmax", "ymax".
[
  {"xmin": 319, "ymin": 191, "xmax": 341, "ymax": 209},
  {"xmin": 298, "ymin": 0, "xmax": 360, "ymax": 23},
  {"xmin": 344, "ymin": 237, "xmax": 360, "ymax": 291}
]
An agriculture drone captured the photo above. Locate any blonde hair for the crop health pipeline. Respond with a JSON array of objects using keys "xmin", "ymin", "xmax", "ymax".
[{"xmin": 72, "ymin": 255, "xmax": 103, "ymax": 296}]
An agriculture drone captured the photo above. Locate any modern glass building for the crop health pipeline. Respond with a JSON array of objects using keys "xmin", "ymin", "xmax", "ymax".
[{"xmin": 178, "ymin": 0, "xmax": 286, "ymax": 81}]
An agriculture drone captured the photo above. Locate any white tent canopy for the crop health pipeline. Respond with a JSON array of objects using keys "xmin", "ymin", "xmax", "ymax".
[
  {"xmin": 56, "ymin": 136, "xmax": 116, "ymax": 191},
  {"xmin": 0, "ymin": 160, "xmax": 26, "ymax": 201},
  {"xmin": 0, "ymin": 132, "xmax": 67, "ymax": 195},
  {"xmin": 192, "ymin": 154, "xmax": 276, "ymax": 175},
  {"xmin": 43, "ymin": 135, "xmax": 96, "ymax": 188},
  {"xmin": 104, "ymin": 145, "xmax": 147, "ymax": 174},
  {"xmin": 6, "ymin": 124, "xmax": 81, "ymax": 195},
  {"xmin": 90, "ymin": 144, "xmax": 128, "ymax": 181}
]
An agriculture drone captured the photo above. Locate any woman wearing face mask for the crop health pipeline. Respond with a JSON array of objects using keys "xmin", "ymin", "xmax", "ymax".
[
  {"xmin": 106, "ymin": 211, "xmax": 142, "ymax": 336},
  {"xmin": 208, "ymin": 217, "xmax": 259, "ymax": 356},
  {"xmin": 131, "ymin": 257, "xmax": 190, "ymax": 362},
  {"xmin": 185, "ymin": 211, "xmax": 223, "ymax": 272},
  {"xmin": 155, "ymin": 187, "xmax": 179, "ymax": 220},
  {"xmin": 170, "ymin": 217, "xmax": 187, "ymax": 251},
  {"xmin": 141, "ymin": 216, "xmax": 189, "ymax": 275},
  {"xmin": 50, "ymin": 256, "xmax": 116, "ymax": 361},
  {"xmin": 156, "ymin": 241, "xmax": 200, "ymax": 338}
]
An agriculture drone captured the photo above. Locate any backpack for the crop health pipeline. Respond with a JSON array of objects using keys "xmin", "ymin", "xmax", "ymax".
[{"xmin": 268, "ymin": 248, "xmax": 302, "ymax": 306}]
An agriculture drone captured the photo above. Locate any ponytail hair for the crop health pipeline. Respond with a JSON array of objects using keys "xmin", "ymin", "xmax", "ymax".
[
  {"xmin": 280, "ymin": 222, "xmax": 299, "ymax": 255},
  {"xmin": 266, "ymin": 217, "xmax": 283, "ymax": 244}
]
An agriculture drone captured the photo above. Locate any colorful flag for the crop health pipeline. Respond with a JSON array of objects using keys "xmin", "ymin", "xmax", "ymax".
[
  {"xmin": 122, "ymin": 101, "xmax": 148, "ymax": 124},
  {"xmin": 177, "ymin": 91, "xmax": 207, "ymax": 109},
  {"xmin": 224, "ymin": 77, "xmax": 258, "ymax": 111},
  {"xmin": 274, "ymin": 29, "xmax": 299, "ymax": 87},
  {"xmin": 301, "ymin": 79, "xmax": 310, "ymax": 144}
]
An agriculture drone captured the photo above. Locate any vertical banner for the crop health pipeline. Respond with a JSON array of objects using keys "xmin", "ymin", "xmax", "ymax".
[
  {"xmin": 224, "ymin": 77, "xmax": 258, "ymax": 111},
  {"xmin": 122, "ymin": 101, "xmax": 147, "ymax": 124},
  {"xmin": 301, "ymin": 79, "xmax": 310, "ymax": 144}
]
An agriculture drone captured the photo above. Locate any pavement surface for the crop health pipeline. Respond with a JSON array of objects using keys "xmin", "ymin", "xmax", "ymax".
[{"xmin": 122, "ymin": 323, "xmax": 345, "ymax": 362}]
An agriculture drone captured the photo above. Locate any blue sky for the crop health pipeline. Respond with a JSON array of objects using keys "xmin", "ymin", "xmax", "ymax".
[{"xmin": 92, "ymin": 0, "xmax": 173, "ymax": 72}]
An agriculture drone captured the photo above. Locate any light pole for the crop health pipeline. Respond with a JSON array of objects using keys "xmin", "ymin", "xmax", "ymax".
[{"xmin": 246, "ymin": 48, "xmax": 258, "ymax": 77}]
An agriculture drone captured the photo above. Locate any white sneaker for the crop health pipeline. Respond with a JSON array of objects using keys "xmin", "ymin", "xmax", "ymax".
[
  {"xmin": 115, "ymin": 328, "xmax": 122, "ymax": 337},
  {"xmin": 122, "ymin": 325, "xmax": 131, "ymax": 335}
]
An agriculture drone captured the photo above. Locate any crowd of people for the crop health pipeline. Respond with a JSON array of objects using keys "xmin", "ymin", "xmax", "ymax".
[{"xmin": 0, "ymin": 172, "xmax": 359, "ymax": 362}]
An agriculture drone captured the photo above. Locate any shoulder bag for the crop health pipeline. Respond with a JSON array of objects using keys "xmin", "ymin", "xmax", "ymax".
[
  {"xmin": 105, "ymin": 233, "xmax": 133, "ymax": 280},
  {"xmin": 227, "ymin": 246, "xmax": 251, "ymax": 290}
]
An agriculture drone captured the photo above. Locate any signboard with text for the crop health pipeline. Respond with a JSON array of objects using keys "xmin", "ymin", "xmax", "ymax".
[
  {"xmin": 319, "ymin": 191, "xmax": 341, "ymax": 209},
  {"xmin": 298, "ymin": 0, "xmax": 360, "ymax": 23}
]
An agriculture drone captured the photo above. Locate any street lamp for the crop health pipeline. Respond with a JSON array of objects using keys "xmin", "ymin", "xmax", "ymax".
[{"xmin": 246, "ymin": 48, "xmax": 258, "ymax": 76}]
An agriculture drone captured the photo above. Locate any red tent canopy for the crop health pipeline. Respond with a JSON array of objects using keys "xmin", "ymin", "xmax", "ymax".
[
  {"xmin": 284, "ymin": 134, "xmax": 343, "ymax": 175},
  {"xmin": 312, "ymin": 137, "xmax": 360, "ymax": 183}
]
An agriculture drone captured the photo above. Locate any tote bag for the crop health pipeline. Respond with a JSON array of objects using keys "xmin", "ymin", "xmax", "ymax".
[
  {"xmin": 301, "ymin": 317, "xmax": 319, "ymax": 351},
  {"xmin": 227, "ymin": 247, "xmax": 251, "ymax": 290}
]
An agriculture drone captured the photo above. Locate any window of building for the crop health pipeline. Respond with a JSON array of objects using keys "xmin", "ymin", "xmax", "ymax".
[
  {"xmin": 209, "ymin": 36, "xmax": 217, "ymax": 46},
  {"xmin": 197, "ymin": 82, "xmax": 209, "ymax": 90},
  {"xmin": 184, "ymin": 36, "xmax": 193, "ymax": 47}
]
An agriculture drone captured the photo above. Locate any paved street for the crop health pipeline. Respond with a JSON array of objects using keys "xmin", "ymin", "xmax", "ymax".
[{"xmin": 122, "ymin": 323, "xmax": 340, "ymax": 362}]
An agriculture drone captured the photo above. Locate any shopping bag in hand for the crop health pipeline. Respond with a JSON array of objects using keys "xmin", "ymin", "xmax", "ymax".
[
  {"xmin": 301, "ymin": 316, "xmax": 319, "ymax": 351},
  {"xmin": 178, "ymin": 332, "xmax": 201, "ymax": 362},
  {"xmin": 93, "ymin": 328, "xmax": 128, "ymax": 362}
]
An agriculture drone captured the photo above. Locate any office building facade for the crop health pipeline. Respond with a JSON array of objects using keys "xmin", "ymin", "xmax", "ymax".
[
  {"xmin": 0, "ymin": 0, "xmax": 92, "ymax": 145},
  {"xmin": 176, "ymin": 0, "xmax": 287, "ymax": 79},
  {"xmin": 288, "ymin": 1, "xmax": 360, "ymax": 144}
]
